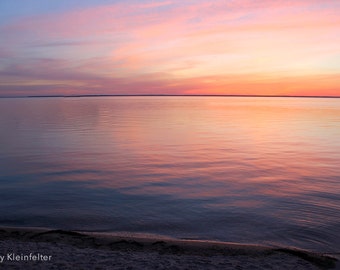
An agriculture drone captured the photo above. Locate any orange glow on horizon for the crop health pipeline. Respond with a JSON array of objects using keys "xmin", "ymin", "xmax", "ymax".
[{"xmin": 0, "ymin": 0, "xmax": 339, "ymax": 96}]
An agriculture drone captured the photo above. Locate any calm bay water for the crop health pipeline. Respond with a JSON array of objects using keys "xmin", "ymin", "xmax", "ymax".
[{"xmin": 0, "ymin": 96, "xmax": 339, "ymax": 253}]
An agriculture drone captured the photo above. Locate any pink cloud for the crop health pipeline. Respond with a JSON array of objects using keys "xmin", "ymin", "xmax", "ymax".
[
  {"xmin": 0, "ymin": 0, "xmax": 339, "ymax": 96},
  {"xmin": 0, "ymin": 47, "xmax": 14, "ymax": 58}
]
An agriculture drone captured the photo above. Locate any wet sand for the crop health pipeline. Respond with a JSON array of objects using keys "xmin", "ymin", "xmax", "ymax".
[{"xmin": 0, "ymin": 227, "xmax": 338, "ymax": 269}]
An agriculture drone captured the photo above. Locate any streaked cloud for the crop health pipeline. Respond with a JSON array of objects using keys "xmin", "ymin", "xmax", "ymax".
[{"xmin": 0, "ymin": 0, "xmax": 339, "ymax": 96}]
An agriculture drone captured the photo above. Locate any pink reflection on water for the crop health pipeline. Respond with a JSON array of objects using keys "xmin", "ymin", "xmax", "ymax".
[
  {"xmin": 4, "ymin": 97, "xmax": 339, "ymax": 191},
  {"xmin": 1, "ymin": 97, "xmax": 340, "ymax": 252},
  {"xmin": 18, "ymin": 97, "xmax": 337, "ymax": 206}
]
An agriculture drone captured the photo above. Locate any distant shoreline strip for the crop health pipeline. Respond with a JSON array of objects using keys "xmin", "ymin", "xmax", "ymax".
[{"xmin": 1, "ymin": 94, "xmax": 340, "ymax": 99}]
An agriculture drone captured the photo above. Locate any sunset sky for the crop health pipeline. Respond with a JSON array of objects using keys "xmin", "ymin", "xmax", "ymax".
[{"xmin": 0, "ymin": 0, "xmax": 339, "ymax": 96}]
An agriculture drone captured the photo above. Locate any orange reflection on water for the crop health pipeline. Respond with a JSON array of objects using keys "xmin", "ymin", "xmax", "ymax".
[
  {"xmin": 19, "ymin": 97, "xmax": 337, "ymax": 205},
  {"xmin": 1, "ymin": 96, "xmax": 340, "ymax": 252}
]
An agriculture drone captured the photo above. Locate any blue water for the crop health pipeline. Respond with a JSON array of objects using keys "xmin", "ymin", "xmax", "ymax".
[{"xmin": 0, "ymin": 96, "xmax": 339, "ymax": 253}]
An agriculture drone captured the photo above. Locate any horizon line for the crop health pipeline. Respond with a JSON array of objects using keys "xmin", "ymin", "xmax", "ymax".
[{"xmin": 1, "ymin": 94, "xmax": 340, "ymax": 99}]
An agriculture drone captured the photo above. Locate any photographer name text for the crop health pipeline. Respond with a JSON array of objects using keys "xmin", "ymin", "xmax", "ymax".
[{"xmin": 0, "ymin": 253, "xmax": 52, "ymax": 263}]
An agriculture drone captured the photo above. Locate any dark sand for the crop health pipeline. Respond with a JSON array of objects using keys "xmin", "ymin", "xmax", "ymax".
[{"xmin": 0, "ymin": 227, "xmax": 338, "ymax": 269}]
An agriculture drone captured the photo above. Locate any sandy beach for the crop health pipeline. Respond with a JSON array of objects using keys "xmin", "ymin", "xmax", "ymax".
[{"xmin": 0, "ymin": 227, "xmax": 338, "ymax": 270}]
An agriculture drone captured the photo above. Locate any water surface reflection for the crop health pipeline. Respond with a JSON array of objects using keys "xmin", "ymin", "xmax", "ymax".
[{"xmin": 0, "ymin": 97, "xmax": 339, "ymax": 252}]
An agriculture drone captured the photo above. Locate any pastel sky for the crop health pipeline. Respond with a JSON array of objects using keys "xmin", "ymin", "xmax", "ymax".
[{"xmin": 1, "ymin": 0, "xmax": 339, "ymax": 96}]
